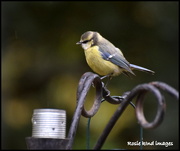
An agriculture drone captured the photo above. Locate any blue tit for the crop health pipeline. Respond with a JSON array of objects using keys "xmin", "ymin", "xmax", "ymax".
[{"xmin": 76, "ymin": 31, "xmax": 154, "ymax": 78}]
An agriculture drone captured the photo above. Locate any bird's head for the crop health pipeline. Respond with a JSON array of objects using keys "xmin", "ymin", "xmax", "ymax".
[{"xmin": 76, "ymin": 31, "xmax": 101, "ymax": 50}]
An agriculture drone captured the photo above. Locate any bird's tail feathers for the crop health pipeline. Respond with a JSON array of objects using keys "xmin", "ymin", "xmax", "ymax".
[{"xmin": 130, "ymin": 64, "xmax": 155, "ymax": 75}]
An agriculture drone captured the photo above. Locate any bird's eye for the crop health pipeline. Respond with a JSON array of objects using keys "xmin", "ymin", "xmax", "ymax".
[{"xmin": 82, "ymin": 40, "xmax": 90, "ymax": 44}]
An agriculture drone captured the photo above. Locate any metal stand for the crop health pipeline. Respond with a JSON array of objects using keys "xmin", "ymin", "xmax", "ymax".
[
  {"xmin": 26, "ymin": 137, "xmax": 69, "ymax": 150},
  {"xmin": 26, "ymin": 72, "xmax": 179, "ymax": 150}
]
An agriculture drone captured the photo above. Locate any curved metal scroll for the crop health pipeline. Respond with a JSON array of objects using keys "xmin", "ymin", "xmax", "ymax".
[
  {"xmin": 66, "ymin": 72, "xmax": 178, "ymax": 150},
  {"xmin": 66, "ymin": 72, "xmax": 102, "ymax": 149},
  {"xmin": 77, "ymin": 72, "xmax": 103, "ymax": 117}
]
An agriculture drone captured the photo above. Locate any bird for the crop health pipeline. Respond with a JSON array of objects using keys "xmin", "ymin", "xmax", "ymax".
[{"xmin": 76, "ymin": 31, "xmax": 154, "ymax": 79}]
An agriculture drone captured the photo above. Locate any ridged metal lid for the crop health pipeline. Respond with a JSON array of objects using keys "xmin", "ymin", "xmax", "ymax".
[{"xmin": 31, "ymin": 109, "xmax": 66, "ymax": 139}]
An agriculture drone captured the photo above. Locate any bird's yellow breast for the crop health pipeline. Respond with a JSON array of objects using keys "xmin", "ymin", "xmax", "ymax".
[{"xmin": 84, "ymin": 46, "xmax": 121, "ymax": 76}]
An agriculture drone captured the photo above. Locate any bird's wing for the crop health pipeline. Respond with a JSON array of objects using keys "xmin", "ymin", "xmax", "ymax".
[{"xmin": 98, "ymin": 45, "xmax": 134, "ymax": 74}]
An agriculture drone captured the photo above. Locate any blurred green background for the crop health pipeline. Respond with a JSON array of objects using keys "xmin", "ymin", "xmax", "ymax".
[{"xmin": 1, "ymin": 1, "xmax": 178, "ymax": 150}]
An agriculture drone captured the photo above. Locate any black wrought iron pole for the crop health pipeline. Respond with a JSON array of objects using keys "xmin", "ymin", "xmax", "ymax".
[{"xmin": 26, "ymin": 71, "xmax": 178, "ymax": 150}]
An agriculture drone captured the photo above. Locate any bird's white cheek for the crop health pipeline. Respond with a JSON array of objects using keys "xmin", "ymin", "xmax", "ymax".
[{"xmin": 82, "ymin": 43, "xmax": 90, "ymax": 50}]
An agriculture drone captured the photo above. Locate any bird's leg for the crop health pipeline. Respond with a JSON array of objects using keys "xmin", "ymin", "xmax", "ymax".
[
  {"xmin": 105, "ymin": 75, "xmax": 112, "ymax": 87},
  {"xmin": 101, "ymin": 74, "xmax": 112, "ymax": 87},
  {"xmin": 100, "ymin": 75, "xmax": 109, "ymax": 80}
]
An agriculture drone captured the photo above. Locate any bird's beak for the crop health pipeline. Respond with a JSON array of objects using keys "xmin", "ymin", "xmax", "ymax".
[{"xmin": 76, "ymin": 41, "xmax": 82, "ymax": 45}]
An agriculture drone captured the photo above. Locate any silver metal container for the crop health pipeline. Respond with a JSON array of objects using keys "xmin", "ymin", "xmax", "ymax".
[{"xmin": 31, "ymin": 109, "xmax": 66, "ymax": 139}]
